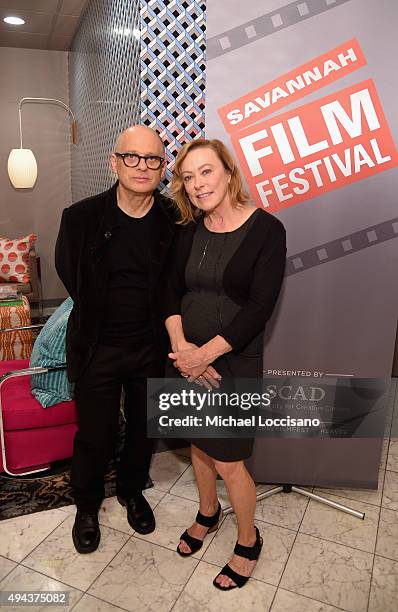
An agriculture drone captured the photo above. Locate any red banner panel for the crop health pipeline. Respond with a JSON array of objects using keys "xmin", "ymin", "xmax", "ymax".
[{"xmin": 231, "ymin": 79, "xmax": 398, "ymax": 212}]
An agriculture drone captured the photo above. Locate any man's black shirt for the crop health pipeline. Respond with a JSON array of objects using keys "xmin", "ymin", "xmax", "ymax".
[{"xmin": 100, "ymin": 203, "xmax": 156, "ymax": 346}]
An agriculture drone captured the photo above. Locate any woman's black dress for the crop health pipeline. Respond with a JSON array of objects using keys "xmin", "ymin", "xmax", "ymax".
[{"xmin": 167, "ymin": 211, "xmax": 263, "ymax": 461}]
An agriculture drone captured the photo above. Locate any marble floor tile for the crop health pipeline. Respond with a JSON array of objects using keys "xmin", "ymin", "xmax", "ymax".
[
  {"xmin": 173, "ymin": 560, "xmax": 276, "ymax": 612},
  {"xmin": 280, "ymin": 533, "xmax": 373, "ymax": 612},
  {"xmin": 170, "ymin": 464, "xmax": 273, "ymax": 509},
  {"xmin": 271, "ymin": 588, "xmax": 342, "ymax": 611},
  {"xmin": 57, "ymin": 504, "xmax": 75, "ymax": 516},
  {"xmin": 149, "ymin": 450, "xmax": 191, "ymax": 492},
  {"xmin": 379, "ymin": 439, "xmax": 389, "ymax": 469},
  {"xmin": 0, "ymin": 564, "xmax": 82, "ymax": 611},
  {"xmin": 203, "ymin": 515, "xmax": 295, "ymax": 586},
  {"xmin": 170, "ymin": 465, "xmax": 227, "ymax": 506},
  {"xmin": 73, "ymin": 593, "xmax": 125, "ymax": 611},
  {"xmin": 89, "ymin": 537, "xmax": 198, "ymax": 612},
  {"xmin": 254, "ymin": 488, "xmax": 309, "ymax": 530},
  {"xmin": 386, "ymin": 438, "xmax": 398, "ymax": 472},
  {"xmin": 368, "ymin": 555, "xmax": 398, "ymax": 612},
  {"xmin": 375, "ymin": 507, "xmax": 398, "ymax": 562},
  {"xmin": 0, "ymin": 555, "xmax": 17, "ymax": 581},
  {"xmin": 22, "ymin": 515, "xmax": 129, "ymax": 591},
  {"xmin": 382, "ymin": 470, "xmax": 398, "ymax": 510},
  {"xmin": 0, "ymin": 509, "xmax": 68, "ymax": 562},
  {"xmin": 133, "ymin": 493, "xmax": 219, "ymax": 558},
  {"xmin": 299, "ymin": 494, "xmax": 379, "ymax": 553},
  {"xmin": 97, "ymin": 497, "xmax": 135, "ymax": 535},
  {"xmin": 385, "ymin": 408, "xmax": 395, "ymax": 428},
  {"xmin": 98, "ymin": 489, "xmax": 165, "ymax": 534},
  {"xmin": 314, "ymin": 469, "xmax": 385, "ymax": 507}
]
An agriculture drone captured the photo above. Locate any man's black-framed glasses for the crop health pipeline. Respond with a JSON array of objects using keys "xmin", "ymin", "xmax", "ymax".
[{"xmin": 114, "ymin": 152, "xmax": 165, "ymax": 170}]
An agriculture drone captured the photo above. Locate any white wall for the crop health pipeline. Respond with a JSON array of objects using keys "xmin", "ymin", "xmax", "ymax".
[{"xmin": 0, "ymin": 47, "xmax": 71, "ymax": 301}]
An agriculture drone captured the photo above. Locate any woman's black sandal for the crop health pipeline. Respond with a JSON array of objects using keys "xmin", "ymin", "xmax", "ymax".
[
  {"xmin": 213, "ymin": 526, "xmax": 263, "ymax": 590},
  {"xmin": 177, "ymin": 502, "xmax": 222, "ymax": 557}
]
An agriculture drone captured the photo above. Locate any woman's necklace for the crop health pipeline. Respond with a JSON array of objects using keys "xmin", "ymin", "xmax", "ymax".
[{"xmin": 196, "ymin": 235, "xmax": 211, "ymax": 277}]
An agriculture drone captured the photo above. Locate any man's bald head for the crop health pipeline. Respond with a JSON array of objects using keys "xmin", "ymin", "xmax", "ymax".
[
  {"xmin": 114, "ymin": 125, "xmax": 164, "ymax": 155},
  {"xmin": 111, "ymin": 124, "xmax": 166, "ymax": 196}
]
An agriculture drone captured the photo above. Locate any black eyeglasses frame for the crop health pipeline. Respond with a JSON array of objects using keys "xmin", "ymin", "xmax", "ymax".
[{"xmin": 114, "ymin": 152, "xmax": 165, "ymax": 170}]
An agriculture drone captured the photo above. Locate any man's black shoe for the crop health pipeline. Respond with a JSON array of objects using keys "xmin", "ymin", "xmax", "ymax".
[
  {"xmin": 72, "ymin": 511, "xmax": 100, "ymax": 554},
  {"xmin": 117, "ymin": 492, "xmax": 155, "ymax": 534}
]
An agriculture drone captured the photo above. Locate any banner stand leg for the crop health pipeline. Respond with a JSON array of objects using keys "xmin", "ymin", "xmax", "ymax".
[{"xmin": 222, "ymin": 484, "xmax": 365, "ymax": 520}]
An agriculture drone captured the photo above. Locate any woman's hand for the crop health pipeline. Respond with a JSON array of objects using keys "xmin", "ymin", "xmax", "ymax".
[
  {"xmin": 172, "ymin": 339, "xmax": 198, "ymax": 354},
  {"xmin": 193, "ymin": 365, "xmax": 222, "ymax": 390},
  {"xmin": 169, "ymin": 346, "xmax": 221, "ymax": 389},
  {"xmin": 165, "ymin": 316, "xmax": 222, "ymax": 389},
  {"xmin": 169, "ymin": 346, "xmax": 207, "ymax": 377}
]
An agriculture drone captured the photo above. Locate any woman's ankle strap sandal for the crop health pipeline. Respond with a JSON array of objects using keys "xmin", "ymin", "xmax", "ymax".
[
  {"xmin": 213, "ymin": 526, "xmax": 263, "ymax": 590},
  {"xmin": 177, "ymin": 502, "xmax": 222, "ymax": 557},
  {"xmin": 196, "ymin": 502, "xmax": 222, "ymax": 528}
]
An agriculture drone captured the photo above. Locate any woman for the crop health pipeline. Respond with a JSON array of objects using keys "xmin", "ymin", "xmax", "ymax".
[{"xmin": 164, "ymin": 139, "xmax": 286, "ymax": 590}]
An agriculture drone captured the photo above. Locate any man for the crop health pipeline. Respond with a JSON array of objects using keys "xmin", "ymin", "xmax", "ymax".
[{"xmin": 55, "ymin": 125, "xmax": 176, "ymax": 553}]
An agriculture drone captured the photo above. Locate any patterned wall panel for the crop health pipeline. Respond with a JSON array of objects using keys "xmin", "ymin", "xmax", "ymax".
[
  {"xmin": 69, "ymin": 0, "xmax": 141, "ymax": 202},
  {"xmin": 69, "ymin": 0, "xmax": 206, "ymax": 201},
  {"xmin": 140, "ymin": 0, "xmax": 206, "ymax": 186}
]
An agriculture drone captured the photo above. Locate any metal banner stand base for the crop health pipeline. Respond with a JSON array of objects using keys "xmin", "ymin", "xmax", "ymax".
[{"xmin": 223, "ymin": 484, "xmax": 365, "ymax": 520}]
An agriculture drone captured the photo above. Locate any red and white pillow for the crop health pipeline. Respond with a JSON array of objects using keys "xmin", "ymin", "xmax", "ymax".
[{"xmin": 0, "ymin": 234, "xmax": 37, "ymax": 283}]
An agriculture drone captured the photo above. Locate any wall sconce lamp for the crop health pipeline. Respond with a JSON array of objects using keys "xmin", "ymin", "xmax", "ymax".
[{"xmin": 7, "ymin": 97, "xmax": 77, "ymax": 189}]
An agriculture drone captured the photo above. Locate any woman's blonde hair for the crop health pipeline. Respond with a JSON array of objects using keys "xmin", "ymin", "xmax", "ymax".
[{"xmin": 171, "ymin": 138, "xmax": 250, "ymax": 224}]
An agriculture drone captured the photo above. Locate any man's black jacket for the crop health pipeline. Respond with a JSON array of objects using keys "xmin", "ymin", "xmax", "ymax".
[{"xmin": 55, "ymin": 182, "xmax": 177, "ymax": 382}]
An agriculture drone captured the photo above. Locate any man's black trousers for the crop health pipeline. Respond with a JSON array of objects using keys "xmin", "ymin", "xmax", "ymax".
[{"xmin": 71, "ymin": 343, "xmax": 159, "ymax": 510}]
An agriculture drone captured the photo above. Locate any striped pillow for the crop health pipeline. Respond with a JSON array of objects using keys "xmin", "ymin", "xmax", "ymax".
[{"xmin": 30, "ymin": 298, "xmax": 74, "ymax": 407}]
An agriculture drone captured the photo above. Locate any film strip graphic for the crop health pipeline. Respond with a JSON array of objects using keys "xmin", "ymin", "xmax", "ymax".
[
  {"xmin": 285, "ymin": 218, "xmax": 398, "ymax": 276},
  {"xmin": 207, "ymin": 0, "xmax": 352, "ymax": 60}
]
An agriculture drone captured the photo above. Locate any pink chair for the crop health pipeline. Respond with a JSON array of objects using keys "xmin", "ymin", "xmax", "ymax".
[{"xmin": 0, "ymin": 327, "xmax": 77, "ymax": 476}]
